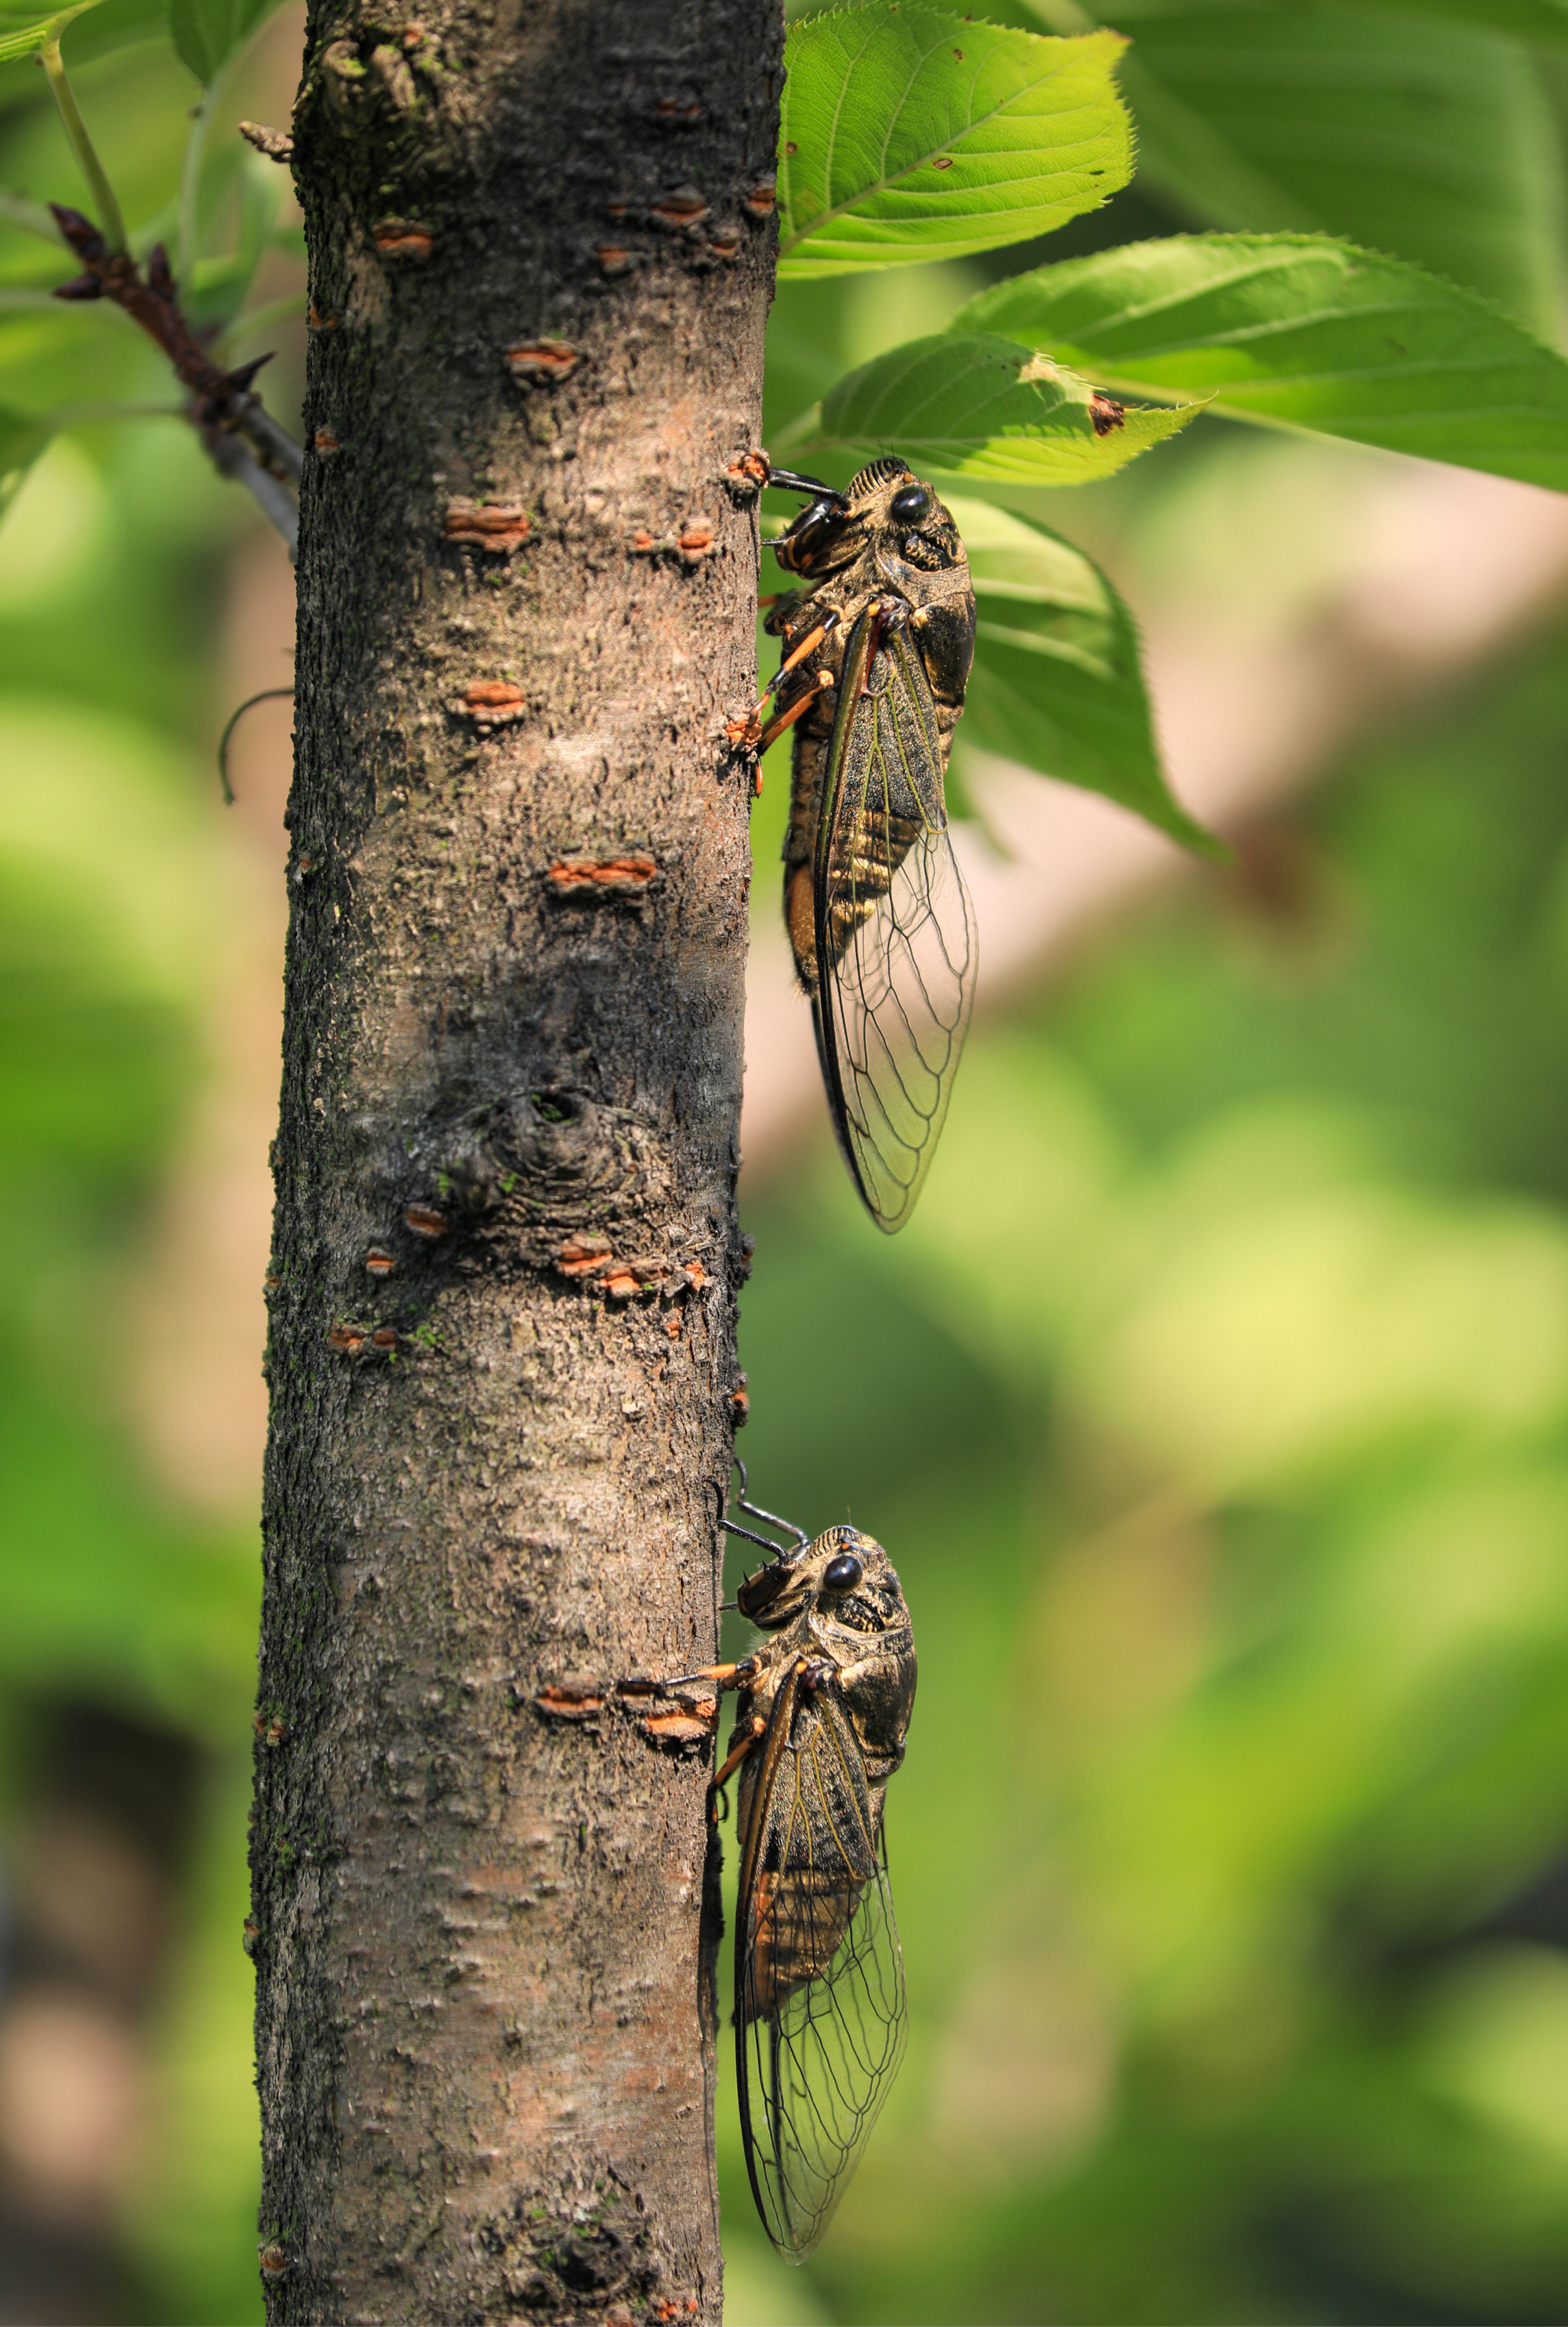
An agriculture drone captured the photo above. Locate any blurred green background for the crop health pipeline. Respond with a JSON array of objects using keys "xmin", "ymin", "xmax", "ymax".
[{"xmin": 7, "ymin": 4, "xmax": 1568, "ymax": 2322}]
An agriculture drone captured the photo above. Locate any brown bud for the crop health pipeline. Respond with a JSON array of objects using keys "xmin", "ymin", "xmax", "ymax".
[{"xmin": 49, "ymin": 204, "xmax": 105, "ymax": 260}]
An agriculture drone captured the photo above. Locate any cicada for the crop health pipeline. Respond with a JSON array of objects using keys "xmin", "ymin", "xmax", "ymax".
[
  {"xmin": 619, "ymin": 1470, "xmax": 916, "ymax": 2260},
  {"xmin": 735, "ymin": 456, "xmax": 978, "ymax": 1232}
]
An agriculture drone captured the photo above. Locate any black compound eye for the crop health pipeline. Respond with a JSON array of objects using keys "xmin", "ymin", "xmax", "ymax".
[
  {"xmin": 822, "ymin": 1552, "xmax": 864, "ymax": 1594},
  {"xmin": 890, "ymin": 483, "xmax": 932, "ymax": 526}
]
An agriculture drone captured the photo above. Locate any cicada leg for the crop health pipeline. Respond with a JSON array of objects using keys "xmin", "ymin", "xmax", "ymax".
[
  {"xmin": 757, "ymin": 670, "xmax": 834, "ymax": 759},
  {"xmin": 711, "ymin": 1712, "xmax": 767, "ymax": 1821},
  {"xmin": 615, "ymin": 1657, "xmax": 757, "ymax": 1698},
  {"xmin": 727, "ymin": 612, "xmax": 840, "ymax": 754}
]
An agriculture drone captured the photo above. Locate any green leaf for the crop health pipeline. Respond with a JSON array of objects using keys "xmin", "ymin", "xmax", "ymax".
[
  {"xmin": 0, "ymin": 401, "xmax": 52, "ymax": 513},
  {"xmin": 802, "ymin": 328, "xmax": 1203, "ymax": 482},
  {"xmin": 1345, "ymin": 0, "xmax": 1568, "ymax": 40},
  {"xmin": 1091, "ymin": 0, "xmax": 1568, "ymax": 53},
  {"xmin": 779, "ymin": 8, "xmax": 1132, "ymax": 277},
  {"xmin": 59, "ymin": 0, "xmax": 167, "ymax": 61},
  {"xmin": 0, "ymin": 0, "xmax": 99, "ymax": 62},
  {"xmin": 1103, "ymin": 7, "xmax": 1566, "ymax": 331},
  {"xmin": 955, "ymin": 234, "xmax": 1568, "ymax": 492},
  {"xmin": 167, "ymin": 0, "xmax": 280, "ymax": 83},
  {"xmin": 949, "ymin": 496, "xmax": 1213, "ymax": 851}
]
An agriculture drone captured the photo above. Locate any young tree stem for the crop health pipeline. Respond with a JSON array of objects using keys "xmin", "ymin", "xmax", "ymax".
[{"xmin": 256, "ymin": 2, "xmax": 782, "ymax": 2317}]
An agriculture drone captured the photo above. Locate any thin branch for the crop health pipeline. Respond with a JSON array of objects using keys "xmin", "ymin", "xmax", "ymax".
[
  {"xmin": 38, "ymin": 39, "xmax": 127, "ymax": 253},
  {"xmin": 205, "ymin": 427, "xmax": 299, "ymax": 556},
  {"xmin": 43, "ymin": 205, "xmax": 303, "ymax": 542},
  {"xmin": 49, "ymin": 203, "xmax": 304, "ymax": 475},
  {"xmin": 231, "ymin": 391, "xmax": 303, "ymax": 483}
]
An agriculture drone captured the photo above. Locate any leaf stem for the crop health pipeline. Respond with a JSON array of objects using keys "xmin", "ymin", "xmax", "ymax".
[
  {"xmin": 178, "ymin": 49, "xmax": 239, "ymax": 292},
  {"xmin": 0, "ymin": 187, "xmax": 68, "ymax": 244},
  {"xmin": 38, "ymin": 38, "xmax": 128, "ymax": 253}
]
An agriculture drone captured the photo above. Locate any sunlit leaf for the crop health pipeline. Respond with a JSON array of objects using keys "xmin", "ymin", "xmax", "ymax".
[
  {"xmin": 1099, "ymin": 5, "xmax": 1566, "ymax": 329},
  {"xmin": 779, "ymin": 8, "xmax": 1132, "ymax": 276},
  {"xmin": 797, "ymin": 328, "xmax": 1202, "ymax": 482},
  {"xmin": 0, "ymin": 0, "xmax": 99, "ymax": 62},
  {"xmin": 949, "ymin": 496, "xmax": 1213, "ymax": 851},
  {"xmin": 956, "ymin": 234, "xmax": 1568, "ymax": 492}
]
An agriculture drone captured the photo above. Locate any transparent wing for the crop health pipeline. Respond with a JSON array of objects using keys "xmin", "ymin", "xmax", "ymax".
[
  {"xmin": 814, "ymin": 612, "xmax": 977, "ymax": 1235},
  {"xmin": 735, "ymin": 1682, "xmax": 907, "ymax": 2261}
]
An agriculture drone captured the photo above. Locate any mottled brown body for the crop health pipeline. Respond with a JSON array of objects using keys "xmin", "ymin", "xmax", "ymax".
[
  {"xmin": 726, "ymin": 1523, "xmax": 915, "ymax": 2253},
  {"xmin": 768, "ymin": 463, "xmax": 975, "ymax": 991},
  {"xmin": 613, "ymin": 1516, "xmax": 915, "ymax": 2256}
]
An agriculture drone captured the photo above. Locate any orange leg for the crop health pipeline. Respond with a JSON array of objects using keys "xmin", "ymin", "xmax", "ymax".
[
  {"xmin": 757, "ymin": 671, "xmax": 832, "ymax": 758},
  {"xmin": 710, "ymin": 1715, "xmax": 765, "ymax": 1821},
  {"xmin": 616, "ymin": 1658, "xmax": 752, "ymax": 1698}
]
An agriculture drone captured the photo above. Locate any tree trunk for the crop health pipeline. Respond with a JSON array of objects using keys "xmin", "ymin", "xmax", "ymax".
[{"xmin": 252, "ymin": 5, "xmax": 781, "ymax": 2317}]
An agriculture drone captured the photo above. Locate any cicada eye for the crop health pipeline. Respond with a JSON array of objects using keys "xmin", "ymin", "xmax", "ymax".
[
  {"xmin": 890, "ymin": 483, "xmax": 931, "ymax": 526},
  {"xmin": 822, "ymin": 1552, "xmax": 864, "ymax": 1594}
]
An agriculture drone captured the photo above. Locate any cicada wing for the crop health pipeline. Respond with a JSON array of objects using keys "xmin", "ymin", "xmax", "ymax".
[
  {"xmin": 814, "ymin": 615, "xmax": 977, "ymax": 1235},
  {"xmin": 735, "ymin": 1685, "xmax": 908, "ymax": 2262}
]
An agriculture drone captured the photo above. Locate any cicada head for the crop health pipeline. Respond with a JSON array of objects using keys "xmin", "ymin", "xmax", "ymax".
[
  {"xmin": 735, "ymin": 1524, "xmax": 906, "ymax": 1636},
  {"xmin": 770, "ymin": 456, "xmax": 963, "ymax": 584}
]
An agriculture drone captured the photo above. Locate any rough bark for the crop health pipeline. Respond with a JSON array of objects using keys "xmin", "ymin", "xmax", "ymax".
[{"xmin": 252, "ymin": 5, "xmax": 781, "ymax": 2318}]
